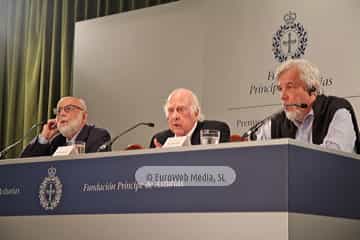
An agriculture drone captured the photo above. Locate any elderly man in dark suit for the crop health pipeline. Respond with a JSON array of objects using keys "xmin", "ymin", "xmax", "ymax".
[
  {"xmin": 21, "ymin": 96, "xmax": 111, "ymax": 157},
  {"xmin": 150, "ymin": 88, "xmax": 230, "ymax": 148}
]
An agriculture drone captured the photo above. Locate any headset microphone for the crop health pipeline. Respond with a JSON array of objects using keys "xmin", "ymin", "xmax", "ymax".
[{"xmin": 308, "ymin": 86, "xmax": 316, "ymax": 95}]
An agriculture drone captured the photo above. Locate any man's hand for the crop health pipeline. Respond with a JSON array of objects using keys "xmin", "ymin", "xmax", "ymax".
[
  {"xmin": 40, "ymin": 119, "xmax": 59, "ymax": 140},
  {"xmin": 153, "ymin": 138, "xmax": 162, "ymax": 148}
]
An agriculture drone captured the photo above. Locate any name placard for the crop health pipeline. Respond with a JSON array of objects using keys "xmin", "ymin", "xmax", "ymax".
[{"xmin": 163, "ymin": 136, "xmax": 188, "ymax": 148}]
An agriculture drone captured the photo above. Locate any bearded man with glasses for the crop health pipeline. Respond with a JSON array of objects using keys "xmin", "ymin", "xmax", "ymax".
[{"xmin": 21, "ymin": 96, "xmax": 111, "ymax": 157}]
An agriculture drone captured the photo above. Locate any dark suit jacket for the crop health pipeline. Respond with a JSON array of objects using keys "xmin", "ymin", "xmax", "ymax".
[
  {"xmin": 149, "ymin": 120, "xmax": 230, "ymax": 148},
  {"xmin": 20, "ymin": 124, "xmax": 111, "ymax": 158}
]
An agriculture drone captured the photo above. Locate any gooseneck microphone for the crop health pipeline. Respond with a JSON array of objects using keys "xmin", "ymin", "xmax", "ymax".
[
  {"xmin": 241, "ymin": 103, "xmax": 308, "ymax": 140},
  {"xmin": 0, "ymin": 121, "xmax": 45, "ymax": 159},
  {"xmin": 97, "ymin": 122, "xmax": 155, "ymax": 152},
  {"xmin": 241, "ymin": 111, "xmax": 280, "ymax": 140}
]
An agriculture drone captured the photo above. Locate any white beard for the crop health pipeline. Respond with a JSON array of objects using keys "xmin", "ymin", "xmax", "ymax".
[
  {"xmin": 58, "ymin": 114, "xmax": 83, "ymax": 139},
  {"xmin": 285, "ymin": 109, "xmax": 303, "ymax": 123}
]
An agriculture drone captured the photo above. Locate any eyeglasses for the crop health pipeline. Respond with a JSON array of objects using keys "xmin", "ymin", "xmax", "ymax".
[{"xmin": 53, "ymin": 104, "xmax": 84, "ymax": 115}]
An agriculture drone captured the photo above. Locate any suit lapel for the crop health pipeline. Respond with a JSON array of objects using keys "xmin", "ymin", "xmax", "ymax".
[
  {"xmin": 190, "ymin": 121, "xmax": 202, "ymax": 145},
  {"xmin": 75, "ymin": 125, "xmax": 91, "ymax": 142}
]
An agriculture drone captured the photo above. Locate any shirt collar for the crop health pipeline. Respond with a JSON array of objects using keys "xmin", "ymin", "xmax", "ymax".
[
  {"xmin": 174, "ymin": 121, "xmax": 198, "ymax": 146},
  {"xmin": 66, "ymin": 127, "xmax": 83, "ymax": 144},
  {"xmin": 292, "ymin": 109, "xmax": 314, "ymax": 128},
  {"xmin": 186, "ymin": 121, "xmax": 198, "ymax": 140}
]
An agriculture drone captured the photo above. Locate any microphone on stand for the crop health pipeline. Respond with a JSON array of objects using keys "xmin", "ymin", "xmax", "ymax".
[
  {"xmin": 97, "ymin": 122, "xmax": 155, "ymax": 152},
  {"xmin": 241, "ymin": 103, "xmax": 308, "ymax": 140},
  {"xmin": 0, "ymin": 121, "xmax": 45, "ymax": 159},
  {"xmin": 241, "ymin": 111, "xmax": 280, "ymax": 140}
]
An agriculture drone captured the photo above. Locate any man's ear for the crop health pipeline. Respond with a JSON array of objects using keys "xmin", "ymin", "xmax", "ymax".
[
  {"xmin": 82, "ymin": 111, "xmax": 88, "ymax": 123},
  {"xmin": 194, "ymin": 109, "xmax": 199, "ymax": 119}
]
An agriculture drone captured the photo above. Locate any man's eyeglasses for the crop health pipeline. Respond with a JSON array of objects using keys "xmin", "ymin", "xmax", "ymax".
[{"xmin": 53, "ymin": 105, "xmax": 84, "ymax": 115}]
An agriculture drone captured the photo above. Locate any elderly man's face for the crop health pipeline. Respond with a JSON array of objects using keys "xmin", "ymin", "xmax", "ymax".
[
  {"xmin": 166, "ymin": 91, "xmax": 198, "ymax": 136},
  {"xmin": 55, "ymin": 97, "xmax": 87, "ymax": 138},
  {"xmin": 277, "ymin": 67, "xmax": 315, "ymax": 122}
]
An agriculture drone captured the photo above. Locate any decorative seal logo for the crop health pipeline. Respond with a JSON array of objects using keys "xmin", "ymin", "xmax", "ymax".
[
  {"xmin": 272, "ymin": 11, "xmax": 308, "ymax": 62},
  {"xmin": 39, "ymin": 166, "xmax": 63, "ymax": 210}
]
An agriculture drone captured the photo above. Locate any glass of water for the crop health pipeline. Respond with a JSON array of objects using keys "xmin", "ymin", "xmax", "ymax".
[
  {"xmin": 75, "ymin": 141, "xmax": 86, "ymax": 154},
  {"xmin": 200, "ymin": 129, "xmax": 220, "ymax": 145},
  {"xmin": 67, "ymin": 141, "xmax": 86, "ymax": 154}
]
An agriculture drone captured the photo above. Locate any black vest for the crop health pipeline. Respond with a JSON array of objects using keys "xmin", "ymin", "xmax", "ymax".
[{"xmin": 271, "ymin": 95, "xmax": 360, "ymax": 153}]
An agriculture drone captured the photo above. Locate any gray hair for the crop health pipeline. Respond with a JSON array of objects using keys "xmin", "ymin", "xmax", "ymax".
[
  {"xmin": 163, "ymin": 88, "xmax": 204, "ymax": 121},
  {"xmin": 275, "ymin": 59, "xmax": 321, "ymax": 95},
  {"xmin": 77, "ymin": 98, "xmax": 88, "ymax": 112},
  {"xmin": 58, "ymin": 96, "xmax": 88, "ymax": 112}
]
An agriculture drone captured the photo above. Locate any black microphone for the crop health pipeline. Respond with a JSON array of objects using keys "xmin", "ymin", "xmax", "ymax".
[
  {"xmin": 308, "ymin": 86, "xmax": 316, "ymax": 95},
  {"xmin": 241, "ymin": 103, "xmax": 308, "ymax": 140},
  {"xmin": 97, "ymin": 122, "xmax": 155, "ymax": 152},
  {"xmin": 0, "ymin": 121, "xmax": 45, "ymax": 159},
  {"xmin": 284, "ymin": 103, "xmax": 308, "ymax": 108}
]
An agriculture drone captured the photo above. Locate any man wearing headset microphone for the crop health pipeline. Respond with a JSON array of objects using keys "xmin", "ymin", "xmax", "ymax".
[{"xmin": 253, "ymin": 59, "xmax": 360, "ymax": 154}]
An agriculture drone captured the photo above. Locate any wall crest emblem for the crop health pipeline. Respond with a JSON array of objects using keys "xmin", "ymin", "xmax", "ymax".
[{"xmin": 272, "ymin": 11, "xmax": 308, "ymax": 62}]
